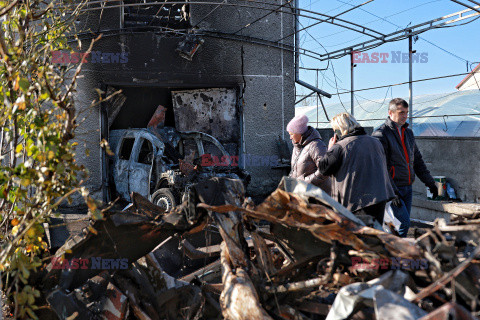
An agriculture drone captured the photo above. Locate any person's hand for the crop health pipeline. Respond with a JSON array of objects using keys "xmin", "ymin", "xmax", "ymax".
[
  {"xmin": 392, "ymin": 195, "xmax": 402, "ymax": 208},
  {"xmin": 328, "ymin": 135, "xmax": 338, "ymax": 149},
  {"xmin": 428, "ymin": 183, "xmax": 438, "ymax": 199}
]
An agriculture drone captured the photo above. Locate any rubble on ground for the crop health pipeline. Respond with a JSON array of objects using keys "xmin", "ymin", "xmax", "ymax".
[{"xmin": 37, "ymin": 177, "xmax": 480, "ymax": 319}]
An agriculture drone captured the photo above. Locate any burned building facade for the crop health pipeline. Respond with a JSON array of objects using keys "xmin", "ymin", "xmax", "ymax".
[{"xmin": 72, "ymin": 0, "xmax": 295, "ymax": 202}]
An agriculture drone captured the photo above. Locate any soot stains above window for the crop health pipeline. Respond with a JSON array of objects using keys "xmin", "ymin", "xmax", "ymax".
[{"xmin": 123, "ymin": 0, "xmax": 190, "ymax": 30}]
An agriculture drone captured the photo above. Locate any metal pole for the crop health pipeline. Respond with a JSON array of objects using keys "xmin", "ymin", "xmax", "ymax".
[
  {"xmin": 319, "ymin": 94, "xmax": 330, "ymax": 121},
  {"xmin": 297, "ymin": 79, "xmax": 332, "ymax": 98},
  {"xmin": 100, "ymin": 103, "xmax": 110, "ymax": 203},
  {"xmin": 409, "ymin": 31, "xmax": 413, "ymax": 126},
  {"xmin": 316, "ymin": 70, "xmax": 319, "ymax": 128},
  {"xmin": 350, "ymin": 49, "xmax": 354, "ymax": 115},
  {"xmin": 293, "ymin": 0, "xmax": 332, "ymax": 98},
  {"xmin": 294, "ymin": 0, "xmax": 299, "ymax": 82}
]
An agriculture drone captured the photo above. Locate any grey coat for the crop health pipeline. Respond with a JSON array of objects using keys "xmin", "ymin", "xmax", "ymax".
[
  {"xmin": 318, "ymin": 130, "xmax": 395, "ymax": 212},
  {"xmin": 289, "ymin": 127, "xmax": 331, "ymax": 194}
]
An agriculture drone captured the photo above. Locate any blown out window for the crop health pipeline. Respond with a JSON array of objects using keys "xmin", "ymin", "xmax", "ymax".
[
  {"xmin": 137, "ymin": 139, "xmax": 153, "ymax": 165},
  {"xmin": 181, "ymin": 139, "xmax": 198, "ymax": 160},
  {"xmin": 122, "ymin": 0, "xmax": 190, "ymax": 29},
  {"xmin": 119, "ymin": 138, "xmax": 135, "ymax": 160}
]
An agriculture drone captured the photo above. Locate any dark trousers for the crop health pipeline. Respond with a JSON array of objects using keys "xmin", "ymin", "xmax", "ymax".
[
  {"xmin": 354, "ymin": 201, "xmax": 387, "ymax": 225},
  {"xmin": 391, "ymin": 185, "xmax": 413, "ymax": 238}
]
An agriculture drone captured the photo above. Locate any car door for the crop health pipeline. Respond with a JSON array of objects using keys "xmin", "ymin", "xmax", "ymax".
[
  {"xmin": 128, "ymin": 136, "xmax": 155, "ymax": 199},
  {"xmin": 114, "ymin": 134, "xmax": 136, "ymax": 200}
]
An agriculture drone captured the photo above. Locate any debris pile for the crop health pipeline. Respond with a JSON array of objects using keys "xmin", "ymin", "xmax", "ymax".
[{"xmin": 39, "ymin": 177, "xmax": 480, "ymax": 319}]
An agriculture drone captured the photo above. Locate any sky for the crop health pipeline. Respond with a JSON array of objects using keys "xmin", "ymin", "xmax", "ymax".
[{"xmin": 295, "ymin": 0, "xmax": 480, "ymax": 111}]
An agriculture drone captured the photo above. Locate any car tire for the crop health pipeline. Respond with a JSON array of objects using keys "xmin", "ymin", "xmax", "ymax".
[{"xmin": 151, "ymin": 188, "xmax": 177, "ymax": 212}]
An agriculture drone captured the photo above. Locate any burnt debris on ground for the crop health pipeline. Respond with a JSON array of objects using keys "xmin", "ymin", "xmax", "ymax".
[{"xmin": 37, "ymin": 177, "xmax": 480, "ymax": 319}]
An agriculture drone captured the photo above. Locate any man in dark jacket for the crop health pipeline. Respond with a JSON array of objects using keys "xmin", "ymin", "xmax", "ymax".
[{"xmin": 372, "ymin": 98, "xmax": 438, "ymax": 237}]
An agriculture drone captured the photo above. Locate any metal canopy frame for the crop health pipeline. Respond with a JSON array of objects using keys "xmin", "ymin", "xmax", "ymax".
[
  {"xmin": 320, "ymin": 6, "xmax": 480, "ymax": 61},
  {"xmin": 294, "ymin": 3, "xmax": 479, "ymax": 126}
]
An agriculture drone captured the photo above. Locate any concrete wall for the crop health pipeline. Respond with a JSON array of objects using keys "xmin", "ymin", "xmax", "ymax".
[
  {"xmin": 72, "ymin": 0, "xmax": 295, "ymax": 201},
  {"xmin": 412, "ymin": 136, "xmax": 480, "ymax": 203}
]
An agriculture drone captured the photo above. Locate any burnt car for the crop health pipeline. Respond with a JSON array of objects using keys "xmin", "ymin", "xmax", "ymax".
[{"xmin": 109, "ymin": 127, "xmax": 250, "ymax": 211}]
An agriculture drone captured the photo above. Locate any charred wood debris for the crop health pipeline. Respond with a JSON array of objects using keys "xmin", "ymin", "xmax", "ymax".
[{"xmin": 34, "ymin": 177, "xmax": 480, "ymax": 320}]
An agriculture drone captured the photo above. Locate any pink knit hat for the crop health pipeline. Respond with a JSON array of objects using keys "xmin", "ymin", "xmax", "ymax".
[{"xmin": 287, "ymin": 114, "xmax": 309, "ymax": 134}]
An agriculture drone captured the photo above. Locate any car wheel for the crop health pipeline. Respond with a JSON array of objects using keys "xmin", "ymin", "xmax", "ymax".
[{"xmin": 151, "ymin": 188, "xmax": 177, "ymax": 212}]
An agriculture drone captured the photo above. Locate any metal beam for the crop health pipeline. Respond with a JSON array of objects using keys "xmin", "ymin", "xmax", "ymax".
[
  {"xmin": 234, "ymin": 0, "xmax": 293, "ymax": 34},
  {"xmin": 316, "ymin": 71, "xmax": 319, "ymax": 125},
  {"xmin": 294, "ymin": 0, "xmax": 331, "ymax": 99},
  {"xmin": 450, "ymin": 0, "xmax": 480, "ymax": 13},
  {"xmin": 295, "ymin": 0, "xmax": 300, "ymax": 82},
  {"xmin": 296, "ymin": 79, "xmax": 332, "ymax": 98},
  {"xmin": 327, "ymin": 72, "xmax": 470, "ymax": 96},
  {"xmin": 295, "ymin": 91, "xmax": 315, "ymax": 105},
  {"xmin": 350, "ymin": 49, "xmax": 354, "ymax": 115},
  {"xmin": 277, "ymin": 0, "xmax": 374, "ymax": 42},
  {"xmin": 408, "ymin": 32, "xmax": 413, "ymax": 126},
  {"xmin": 320, "ymin": 6, "xmax": 480, "ymax": 60},
  {"xmin": 468, "ymin": 0, "xmax": 480, "ymax": 6},
  {"xmin": 318, "ymin": 94, "xmax": 330, "ymax": 121},
  {"xmin": 204, "ymin": 31, "xmax": 323, "ymax": 61}
]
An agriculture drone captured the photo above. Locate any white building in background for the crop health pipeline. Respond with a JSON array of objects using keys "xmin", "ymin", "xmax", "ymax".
[{"xmin": 456, "ymin": 63, "xmax": 480, "ymax": 91}]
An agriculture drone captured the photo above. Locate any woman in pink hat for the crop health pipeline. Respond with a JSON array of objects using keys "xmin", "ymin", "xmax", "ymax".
[{"xmin": 287, "ymin": 114, "xmax": 331, "ymax": 194}]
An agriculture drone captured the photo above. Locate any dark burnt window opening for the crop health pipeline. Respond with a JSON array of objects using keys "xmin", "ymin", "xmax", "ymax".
[
  {"xmin": 180, "ymin": 139, "xmax": 197, "ymax": 160},
  {"xmin": 119, "ymin": 138, "xmax": 135, "ymax": 160},
  {"xmin": 122, "ymin": 0, "xmax": 190, "ymax": 30},
  {"xmin": 138, "ymin": 138, "xmax": 154, "ymax": 165}
]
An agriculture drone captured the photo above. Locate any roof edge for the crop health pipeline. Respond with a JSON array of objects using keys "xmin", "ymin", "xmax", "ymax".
[{"xmin": 456, "ymin": 63, "xmax": 480, "ymax": 90}]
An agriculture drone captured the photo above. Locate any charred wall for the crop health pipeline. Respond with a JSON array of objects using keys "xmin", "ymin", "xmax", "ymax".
[{"xmin": 72, "ymin": 0, "xmax": 295, "ymax": 201}]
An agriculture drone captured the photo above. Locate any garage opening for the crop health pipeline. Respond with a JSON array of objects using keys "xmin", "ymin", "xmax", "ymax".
[
  {"xmin": 103, "ymin": 85, "xmax": 242, "ymax": 201},
  {"xmin": 107, "ymin": 86, "xmax": 240, "ymax": 154},
  {"xmin": 109, "ymin": 87, "xmax": 176, "ymax": 130}
]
